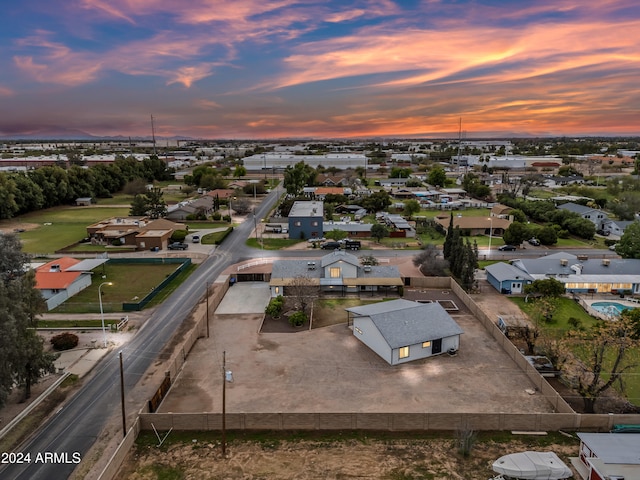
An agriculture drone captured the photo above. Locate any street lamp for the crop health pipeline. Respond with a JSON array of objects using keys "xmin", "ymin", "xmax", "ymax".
[
  {"xmin": 487, "ymin": 216, "xmax": 493, "ymax": 257},
  {"xmin": 99, "ymin": 281, "xmax": 113, "ymax": 348}
]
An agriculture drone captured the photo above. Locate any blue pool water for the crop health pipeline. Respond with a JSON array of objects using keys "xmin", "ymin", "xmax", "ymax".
[{"xmin": 591, "ymin": 301, "xmax": 635, "ymax": 316}]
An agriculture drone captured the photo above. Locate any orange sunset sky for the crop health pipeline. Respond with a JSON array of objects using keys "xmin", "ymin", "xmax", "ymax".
[{"xmin": 1, "ymin": 0, "xmax": 639, "ymax": 139}]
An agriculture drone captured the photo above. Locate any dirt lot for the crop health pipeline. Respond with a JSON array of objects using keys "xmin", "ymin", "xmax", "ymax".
[
  {"xmin": 120, "ymin": 431, "xmax": 580, "ymax": 480},
  {"xmin": 158, "ymin": 284, "xmax": 554, "ymax": 414}
]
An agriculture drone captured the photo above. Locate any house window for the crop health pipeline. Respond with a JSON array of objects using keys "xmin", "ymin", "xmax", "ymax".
[
  {"xmin": 52, "ymin": 289, "xmax": 60, "ymax": 294},
  {"xmin": 399, "ymin": 346, "xmax": 409, "ymax": 359},
  {"xmin": 330, "ymin": 267, "xmax": 341, "ymax": 278},
  {"xmin": 311, "ymin": 221, "xmax": 318, "ymax": 226},
  {"xmin": 294, "ymin": 221, "xmax": 301, "ymax": 227},
  {"xmin": 422, "ymin": 341, "xmax": 431, "ymax": 348},
  {"xmin": 274, "ymin": 287, "xmax": 280, "ymax": 295}
]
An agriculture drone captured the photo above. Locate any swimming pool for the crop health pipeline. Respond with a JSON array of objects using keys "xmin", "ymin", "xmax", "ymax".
[{"xmin": 590, "ymin": 301, "xmax": 635, "ymax": 316}]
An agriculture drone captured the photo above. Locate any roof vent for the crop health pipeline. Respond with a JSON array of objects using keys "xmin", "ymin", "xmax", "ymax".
[
  {"xmin": 602, "ymin": 258, "xmax": 610, "ymax": 266},
  {"xmin": 570, "ymin": 264, "xmax": 583, "ymax": 275},
  {"xmin": 363, "ymin": 266, "xmax": 372, "ymax": 273},
  {"xmin": 560, "ymin": 258, "xmax": 568, "ymax": 266}
]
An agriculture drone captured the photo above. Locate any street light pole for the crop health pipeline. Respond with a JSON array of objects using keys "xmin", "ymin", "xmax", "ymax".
[
  {"xmin": 222, "ymin": 350, "xmax": 226, "ymax": 456},
  {"xmin": 487, "ymin": 216, "xmax": 493, "ymax": 257},
  {"xmin": 98, "ymin": 281, "xmax": 113, "ymax": 348}
]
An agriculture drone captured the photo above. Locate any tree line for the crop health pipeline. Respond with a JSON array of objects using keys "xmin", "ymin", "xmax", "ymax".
[{"xmin": 0, "ymin": 155, "xmax": 173, "ymax": 219}]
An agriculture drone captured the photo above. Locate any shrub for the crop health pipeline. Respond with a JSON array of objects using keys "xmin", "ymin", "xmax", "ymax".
[
  {"xmin": 289, "ymin": 311, "xmax": 307, "ymax": 327},
  {"xmin": 171, "ymin": 229, "xmax": 188, "ymax": 242},
  {"xmin": 212, "ymin": 211, "xmax": 222, "ymax": 221},
  {"xmin": 265, "ymin": 295, "xmax": 284, "ymax": 318},
  {"xmin": 223, "ymin": 214, "xmax": 231, "ymax": 223},
  {"xmin": 50, "ymin": 332, "xmax": 79, "ymax": 351}
]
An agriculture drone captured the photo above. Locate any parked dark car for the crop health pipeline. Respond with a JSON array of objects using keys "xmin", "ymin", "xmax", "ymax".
[
  {"xmin": 527, "ymin": 238, "xmax": 540, "ymax": 246},
  {"xmin": 596, "ymin": 229, "xmax": 610, "ymax": 236},
  {"xmin": 498, "ymin": 244, "xmax": 517, "ymax": 251},
  {"xmin": 168, "ymin": 242, "xmax": 189, "ymax": 250},
  {"xmin": 321, "ymin": 241, "xmax": 341, "ymax": 250}
]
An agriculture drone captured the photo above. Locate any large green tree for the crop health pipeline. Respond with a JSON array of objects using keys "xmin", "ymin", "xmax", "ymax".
[
  {"xmin": 0, "ymin": 234, "xmax": 55, "ymax": 405},
  {"xmin": 616, "ymin": 221, "xmax": 640, "ymax": 258}
]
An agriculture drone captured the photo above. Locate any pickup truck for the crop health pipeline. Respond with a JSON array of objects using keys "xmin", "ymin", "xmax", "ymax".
[{"xmin": 168, "ymin": 242, "xmax": 188, "ymax": 250}]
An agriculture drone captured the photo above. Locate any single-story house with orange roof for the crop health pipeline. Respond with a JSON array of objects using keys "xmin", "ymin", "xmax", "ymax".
[{"xmin": 35, "ymin": 257, "xmax": 95, "ymax": 310}]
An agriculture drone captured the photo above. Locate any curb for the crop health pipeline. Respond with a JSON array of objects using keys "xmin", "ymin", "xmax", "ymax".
[{"xmin": 0, "ymin": 372, "xmax": 71, "ymax": 441}]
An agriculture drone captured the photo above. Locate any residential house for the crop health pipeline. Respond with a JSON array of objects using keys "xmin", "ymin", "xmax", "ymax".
[
  {"xmin": 603, "ymin": 219, "xmax": 636, "ymax": 237},
  {"xmin": 557, "ymin": 202, "xmax": 609, "ymax": 230},
  {"xmin": 269, "ymin": 250, "xmax": 403, "ymax": 297},
  {"xmin": 378, "ymin": 177, "xmax": 410, "ymax": 188},
  {"xmin": 574, "ymin": 432, "xmax": 640, "ymax": 480},
  {"xmin": 490, "ymin": 204, "xmax": 514, "ymax": 219},
  {"xmin": 86, "ymin": 217, "xmax": 185, "ymax": 250},
  {"xmin": 323, "ymin": 221, "xmax": 372, "ymax": 238},
  {"xmin": 166, "ymin": 196, "xmax": 214, "ymax": 221},
  {"xmin": 346, "ymin": 299, "xmax": 463, "ymax": 365},
  {"xmin": 288, "ymin": 201, "xmax": 324, "ymax": 240},
  {"xmin": 35, "ymin": 257, "xmax": 105, "ymax": 310},
  {"xmin": 434, "ymin": 214, "xmax": 512, "ymax": 237},
  {"xmin": 543, "ymin": 175, "xmax": 585, "ymax": 188},
  {"xmin": 317, "ymin": 173, "xmax": 349, "ymax": 186},
  {"xmin": 485, "ymin": 262, "xmax": 534, "ymax": 294},
  {"xmin": 313, "ymin": 186, "xmax": 348, "ymax": 200},
  {"xmin": 488, "ymin": 252, "xmax": 640, "ymax": 294},
  {"xmin": 377, "ymin": 212, "xmax": 416, "ymax": 238},
  {"xmin": 206, "ymin": 188, "xmax": 235, "ymax": 201}
]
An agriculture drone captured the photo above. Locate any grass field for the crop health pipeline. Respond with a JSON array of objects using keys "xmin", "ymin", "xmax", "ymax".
[
  {"xmin": 51, "ymin": 262, "xmax": 186, "ymax": 313},
  {"xmin": 509, "ymin": 296, "xmax": 599, "ymax": 337},
  {"xmin": 6, "ymin": 206, "xmax": 129, "ymax": 254},
  {"xmin": 509, "ymin": 296, "xmax": 640, "ymax": 406}
]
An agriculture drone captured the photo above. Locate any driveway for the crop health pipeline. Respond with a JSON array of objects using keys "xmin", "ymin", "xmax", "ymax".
[{"xmin": 159, "ymin": 285, "xmax": 554, "ymax": 414}]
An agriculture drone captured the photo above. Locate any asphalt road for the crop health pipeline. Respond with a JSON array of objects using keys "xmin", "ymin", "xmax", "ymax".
[{"xmin": 0, "ymin": 187, "xmax": 282, "ymax": 480}]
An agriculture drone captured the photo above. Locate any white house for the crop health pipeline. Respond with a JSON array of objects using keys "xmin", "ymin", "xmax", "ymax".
[
  {"xmin": 346, "ymin": 299, "xmax": 463, "ymax": 365},
  {"xmin": 575, "ymin": 432, "xmax": 640, "ymax": 480},
  {"xmin": 35, "ymin": 257, "xmax": 107, "ymax": 310}
]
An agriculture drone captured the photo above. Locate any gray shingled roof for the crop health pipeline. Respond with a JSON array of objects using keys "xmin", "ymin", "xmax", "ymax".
[
  {"xmin": 321, "ymin": 250, "xmax": 359, "ymax": 267},
  {"xmin": 512, "ymin": 254, "xmax": 640, "ymax": 277},
  {"xmin": 270, "ymin": 252, "xmax": 401, "ymax": 281},
  {"xmin": 485, "ymin": 262, "xmax": 533, "ymax": 282},
  {"xmin": 557, "ymin": 202, "xmax": 596, "ymax": 215},
  {"xmin": 347, "ymin": 299, "xmax": 463, "ymax": 348},
  {"xmin": 271, "ymin": 260, "xmax": 323, "ymax": 279}
]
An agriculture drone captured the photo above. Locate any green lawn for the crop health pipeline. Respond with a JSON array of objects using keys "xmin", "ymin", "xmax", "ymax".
[
  {"xmin": 8, "ymin": 206, "xmax": 130, "ymax": 254},
  {"xmin": 51, "ymin": 262, "xmax": 186, "ymax": 313},
  {"xmin": 246, "ymin": 238, "xmax": 303, "ymax": 250},
  {"xmin": 509, "ymin": 296, "xmax": 599, "ymax": 337},
  {"xmin": 509, "ymin": 295, "xmax": 640, "ymax": 406}
]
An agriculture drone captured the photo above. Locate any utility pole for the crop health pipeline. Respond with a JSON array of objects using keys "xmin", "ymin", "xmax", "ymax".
[
  {"xmin": 119, "ymin": 351, "xmax": 126, "ymax": 438},
  {"xmin": 222, "ymin": 350, "xmax": 226, "ymax": 456},
  {"xmin": 206, "ymin": 282, "xmax": 210, "ymax": 338}
]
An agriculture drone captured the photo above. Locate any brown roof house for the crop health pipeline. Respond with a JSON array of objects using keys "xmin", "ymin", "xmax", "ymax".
[
  {"xmin": 87, "ymin": 217, "xmax": 185, "ymax": 250},
  {"xmin": 435, "ymin": 214, "xmax": 512, "ymax": 237}
]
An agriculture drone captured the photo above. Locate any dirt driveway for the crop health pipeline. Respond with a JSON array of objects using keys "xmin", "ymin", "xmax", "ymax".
[{"xmin": 159, "ymin": 285, "xmax": 553, "ymax": 414}]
